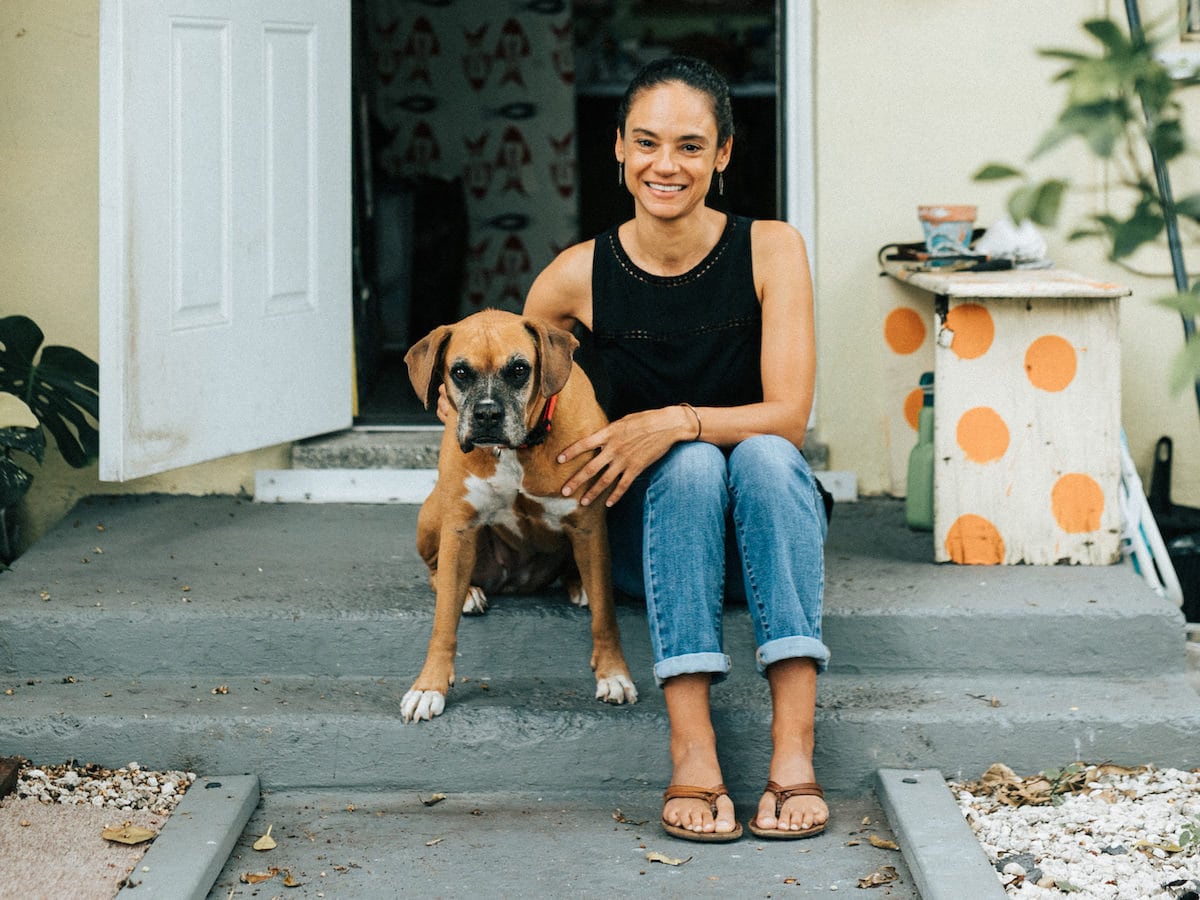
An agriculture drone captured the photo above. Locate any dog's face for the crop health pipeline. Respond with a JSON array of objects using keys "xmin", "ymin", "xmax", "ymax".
[{"xmin": 404, "ymin": 310, "xmax": 578, "ymax": 453}]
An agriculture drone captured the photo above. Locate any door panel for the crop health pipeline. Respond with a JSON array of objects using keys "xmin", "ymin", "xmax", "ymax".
[{"xmin": 99, "ymin": 0, "xmax": 351, "ymax": 481}]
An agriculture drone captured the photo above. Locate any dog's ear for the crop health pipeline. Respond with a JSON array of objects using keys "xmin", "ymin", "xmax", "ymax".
[
  {"xmin": 404, "ymin": 325, "xmax": 452, "ymax": 410},
  {"xmin": 525, "ymin": 318, "xmax": 579, "ymax": 398}
]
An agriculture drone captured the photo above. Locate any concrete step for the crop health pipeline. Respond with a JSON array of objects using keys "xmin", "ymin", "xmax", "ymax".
[
  {"xmin": 1, "ymin": 495, "xmax": 1186, "ymax": 680},
  {"xmin": 4, "ymin": 671, "xmax": 1198, "ymax": 795}
]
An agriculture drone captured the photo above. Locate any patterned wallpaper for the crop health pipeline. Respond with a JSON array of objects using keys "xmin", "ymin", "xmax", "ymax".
[{"xmin": 364, "ymin": 1, "xmax": 578, "ymax": 321}]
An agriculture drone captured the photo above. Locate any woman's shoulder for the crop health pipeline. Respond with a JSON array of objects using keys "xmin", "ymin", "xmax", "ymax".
[
  {"xmin": 749, "ymin": 218, "xmax": 807, "ymax": 252},
  {"xmin": 525, "ymin": 238, "xmax": 596, "ymax": 327}
]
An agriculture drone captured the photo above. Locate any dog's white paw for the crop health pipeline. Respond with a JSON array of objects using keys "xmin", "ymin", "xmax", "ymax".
[
  {"xmin": 566, "ymin": 584, "xmax": 589, "ymax": 607},
  {"xmin": 401, "ymin": 689, "xmax": 446, "ymax": 723},
  {"xmin": 462, "ymin": 586, "xmax": 489, "ymax": 615},
  {"xmin": 595, "ymin": 674, "xmax": 638, "ymax": 705}
]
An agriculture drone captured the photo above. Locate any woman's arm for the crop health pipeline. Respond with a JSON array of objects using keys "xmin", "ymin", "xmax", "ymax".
[{"xmin": 683, "ymin": 220, "xmax": 815, "ymax": 450}]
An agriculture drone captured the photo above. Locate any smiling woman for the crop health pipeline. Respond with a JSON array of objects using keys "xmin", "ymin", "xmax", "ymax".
[{"xmin": 522, "ymin": 55, "xmax": 830, "ymax": 845}]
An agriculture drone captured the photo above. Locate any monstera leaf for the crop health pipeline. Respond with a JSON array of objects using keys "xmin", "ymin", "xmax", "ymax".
[
  {"xmin": 0, "ymin": 316, "xmax": 98, "ymax": 469},
  {"xmin": 0, "ymin": 426, "xmax": 45, "ymax": 509}
]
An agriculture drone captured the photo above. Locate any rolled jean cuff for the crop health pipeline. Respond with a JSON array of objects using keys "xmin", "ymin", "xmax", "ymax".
[
  {"xmin": 653, "ymin": 652, "xmax": 732, "ymax": 688},
  {"xmin": 755, "ymin": 636, "xmax": 831, "ymax": 676}
]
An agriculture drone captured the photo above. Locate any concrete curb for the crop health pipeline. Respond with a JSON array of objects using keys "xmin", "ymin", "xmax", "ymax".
[
  {"xmin": 116, "ymin": 774, "xmax": 259, "ymax": 900},
  {"xmin": 876, "ymin": 768, "xmax": 1005, "ymax": 900}
]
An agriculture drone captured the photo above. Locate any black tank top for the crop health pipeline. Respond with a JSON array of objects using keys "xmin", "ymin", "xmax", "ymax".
[{"xmin": 589, "ymin": 215, "xmax": 763, "ymax": 421}]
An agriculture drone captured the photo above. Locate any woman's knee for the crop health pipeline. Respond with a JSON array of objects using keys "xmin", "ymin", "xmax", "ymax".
[
  {"xmin": 650, "ymin": 441, "xmax": 728, "ymax": 494},
  {"xmin": 729, "ymin": 435, "xmax": 813, "ymax": 488}
]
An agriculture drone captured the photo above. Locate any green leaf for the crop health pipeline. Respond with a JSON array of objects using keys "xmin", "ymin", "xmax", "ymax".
[
  {"xmin": 1159, "ymin": 287, "xmax": 1200, "ymax": 318},
  {"xmin": 0, "ymin": 316, "xmax": 99, "ymax": 469},
  {"xmin": 0, "ymin": 426, "xmax": 45, "ymax": 464},
  {"xmin": 1084, "ymin": 18, "xmax": 1132, "ymax": 57},
  {"xmin": 0, "ymin": 453, "xmax": 34, "ymax": 509},
  {"xmin": 1168, "ymin": 334, "xmax": 1200, "ymax": 396},
  {"xmin": 1030, "ymin": 180, "xmax": 1068, "ymax": 226},
  {"xmin": 974, "ymin": 163, "xmax": 1023, "ymax": 181},
  {"xmin": 1108, "ymin": 198, "xmax": 1164, "ymax": 258},
  {"xmin": 1147, "ymin": 118, "xmax": 1185, "ymax": 162},
  {"xmin": 1175, "ymin": 193, "xmax": 1200, "ymax": 223}
]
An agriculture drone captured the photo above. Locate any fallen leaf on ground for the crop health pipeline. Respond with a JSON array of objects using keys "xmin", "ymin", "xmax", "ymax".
[
  {"xmin": 425, "ymin": 837, "xmax": 444, "ymax": 846},
  {"xmin": 241, "ymin": 867, "xmax": 280, "ymax": 885},
  {"xmin": 857, "ymin": 865, "xmax": 898, "ymax": 888},
  {"xmin": 102, "ymin": 823, "xmax": 157, "ymax": 845},
  {"xmin": 253, "ymin": 824, "xmax": 276, "ymax": 851},
  {"xmin": 421, "ymin": 793, "xmax": 446, "ymax": 807},
  {"xmin": 211, "ymin": 685, "xmax": 229, "ymax": 695},
  {"xmin": 281, "ymin": 869, "xmax": 302, "ymax": 887},
  {"xmin": 613, "ymin": 808, "xmax": 648, "ymax": 826},
  {"xmin": 646, "ymin": 851, "xmax": 691, "ymax": 866},
  {"xmin": 869, "ymin": 834, "xmax": 899, "ymax": 850}
]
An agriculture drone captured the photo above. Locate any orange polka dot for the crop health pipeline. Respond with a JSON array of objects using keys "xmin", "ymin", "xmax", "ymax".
[
  {"xmin": 944, "ymin": 303, "xmax": 994, "ymax": 359},
  {"xmin": 1025, "ymin": 335, "xmax": 1077, "ymax": 392},
  {"xmin": 944, "ymin": 514, "xmax": 1005, "ymax": 564},
  {"xmin": 1051, "ymin": 473, "xmax": 1104, "ymax": 533},
  {"xmin": 884, "ymin": 307, "xmax": 926, "ymax": 355},
  {"xmin": 903, "ymin": 388, "xmax": 923, "ymax": 431},
  {"xmin": 956, "ymin": 407, "xmax": 1010, "ymax": 463}
]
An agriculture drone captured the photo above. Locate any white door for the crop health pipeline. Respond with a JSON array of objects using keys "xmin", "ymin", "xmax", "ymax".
[{"xmin": 98, "ymin": 0, "xmax": 351, "ymax": 482}]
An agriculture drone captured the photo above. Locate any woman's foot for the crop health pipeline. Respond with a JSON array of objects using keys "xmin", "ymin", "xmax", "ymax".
[
  {"xmin": 661, "ymin": 749, "xmax": 738, "ymax": 836},
  {"xmin": 752, "ymin": 781, "xmax": 827, "ymax": 836},
  {"xmin": 661, "ymin": 673, "xmax": 738, "ymax": 837},
  {"xmin": 755, "ymin": 658, "xmax": 828, "ymax": 834}
]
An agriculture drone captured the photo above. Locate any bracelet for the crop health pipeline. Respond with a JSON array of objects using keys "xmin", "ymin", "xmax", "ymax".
[{"xmin": 679, "ymin": 402, "xmax": 702, "ymax": 441}]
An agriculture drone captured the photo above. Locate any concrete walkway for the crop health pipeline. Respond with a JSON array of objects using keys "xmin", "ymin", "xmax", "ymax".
[{"xmin": 3, "ymin": 493, "xmax": 1198, "ymax": 897}]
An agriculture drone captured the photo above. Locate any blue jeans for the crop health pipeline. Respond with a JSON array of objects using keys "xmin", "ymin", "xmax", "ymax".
[{"xmin": 608, "ymin": 434, "xmax": 830, "ymax": 687}]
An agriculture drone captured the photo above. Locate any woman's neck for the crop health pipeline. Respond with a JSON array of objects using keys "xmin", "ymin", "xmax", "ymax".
[{"xmin": 621, "ymin": 208, "xmax": 727, "ymax": 277}]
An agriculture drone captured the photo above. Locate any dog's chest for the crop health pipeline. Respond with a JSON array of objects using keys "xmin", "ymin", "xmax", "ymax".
[{"xmin": 464, "ymin": 450, "xmax": 577, "ymax": 532}]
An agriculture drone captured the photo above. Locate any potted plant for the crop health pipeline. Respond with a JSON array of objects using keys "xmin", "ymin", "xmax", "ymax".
[
  {"xmin": 0, "ymin": 315, "xmax": 99, "ymax": 565},
  {"xmin": 974, "ymin": 16, "xmax": 1200, "ymax": 391}
]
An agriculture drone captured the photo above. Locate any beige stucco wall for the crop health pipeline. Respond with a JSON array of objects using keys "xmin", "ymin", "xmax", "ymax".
[{"xmin": 3, "ymin": 0, "xmax": 1199, "ymax": 553}]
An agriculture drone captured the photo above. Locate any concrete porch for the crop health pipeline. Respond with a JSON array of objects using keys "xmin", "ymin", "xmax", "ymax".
[{"xmin": 1, "ymin": 493, "xmax": 1198, "ymax": 896}]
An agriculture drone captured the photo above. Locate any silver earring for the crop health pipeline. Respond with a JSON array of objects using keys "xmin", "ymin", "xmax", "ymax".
[
  {"xmin": 617, "ymin": 162, "xmax": 623, "ymax": 185},
  {"xmin": 718, "ymin": 171, "xmax": 725, "ymax": 196}
]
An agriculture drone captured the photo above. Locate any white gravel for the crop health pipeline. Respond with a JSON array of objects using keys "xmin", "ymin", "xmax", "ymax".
[
  {"xmin": 11, "ymin": 759, "xmax": 195, "ymax": 815},
  {"xmin": 953, "ymin": 763, "xmax": 1200, "ymax": 899}
]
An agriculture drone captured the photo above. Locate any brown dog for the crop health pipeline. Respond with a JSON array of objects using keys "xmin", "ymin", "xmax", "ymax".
[{"xmin": 400, "ymin": 309, "xmax": 638, "ymax": 722}]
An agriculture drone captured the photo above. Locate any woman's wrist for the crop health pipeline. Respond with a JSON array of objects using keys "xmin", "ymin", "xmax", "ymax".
[{"xmin": 679, "ymin": 403, "xmax": 702, "ymax": 441}]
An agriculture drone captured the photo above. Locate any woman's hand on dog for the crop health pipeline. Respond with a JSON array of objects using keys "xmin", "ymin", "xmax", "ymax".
[{"xmin": 556, "ymin": 405, "xmax": 699, "ymax": 508}]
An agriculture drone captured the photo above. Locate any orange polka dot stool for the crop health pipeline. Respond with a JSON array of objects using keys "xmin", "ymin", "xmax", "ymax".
[{"xmin": 884, "ymin": 266, "xmax": 1128, "ymax": 565}]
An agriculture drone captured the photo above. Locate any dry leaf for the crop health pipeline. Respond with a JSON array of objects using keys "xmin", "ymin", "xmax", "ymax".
[
  {"xmin": 212, "ymin": 684, "xmax": 229, "ymax": 695},
  {"xmin": 646, "ymin": 851, "xmax": 691, "ymax": 866},
  {"xmin": 281, "ymin": 869, "xmax": 302, "ymax": 887},
  {"xmin": 241, "ymin": 867, "xmax": 280, "ymax": 885},
  {"xmin": 421, "ymin": 793, "xmax": 446, "ymax": 807},
  {"xmin": 425, "ymin": 837, "xmax": 444, "ymax": 847},
  {"xmin": 102, "ymin": 823, "xmax": 157, "ymax": 845},
  {"xmin": 857, "ymin": 865, "xmax": 899, "ymax": 888},
  {"xmin": 18, "ymin": 820, "xmax": 31, "ymax": 828},
  {"xmin": 612, "ymin": 808, "xmax": 648, "ymax": 826},
  {"xmin": 869, "ymin": 834, "xmax": 900, "ymax": 851},
  {"xmin": 253, "ymin": 824, "xmax": 276, "ymax": 851}
]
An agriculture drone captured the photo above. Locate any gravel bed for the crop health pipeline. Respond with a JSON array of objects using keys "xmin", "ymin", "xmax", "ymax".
[
  {"xmin": 9, "ymin": 759, "xmax": 196, "ymax": 814},
  {"xmin": 953, "ymin": 763, "xmax": 1200, "ymax": 899}
]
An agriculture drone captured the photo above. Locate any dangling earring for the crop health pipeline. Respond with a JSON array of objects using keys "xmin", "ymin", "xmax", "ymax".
[
  {"xmin": 718, "ymin": 170, "xmax": 725, "ymax": 197},
  {"xmin": 617, "ymin": 162, "xmax": 623, "ymax": 186}
]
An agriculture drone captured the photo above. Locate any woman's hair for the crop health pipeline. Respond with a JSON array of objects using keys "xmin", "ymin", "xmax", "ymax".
[{"xmin": 616, "ymin": 56, "xmax": 735, "ymax": 146}]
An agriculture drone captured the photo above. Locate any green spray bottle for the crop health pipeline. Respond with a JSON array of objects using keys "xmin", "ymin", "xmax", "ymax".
[{"xmin": 905, "ymin": 372, "xmax": 934, "ymax": 531}]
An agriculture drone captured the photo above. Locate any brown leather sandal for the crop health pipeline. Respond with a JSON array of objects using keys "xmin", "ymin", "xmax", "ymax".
[
  {"xmin": 747, "ymin": 781, "xmax": 827, "ymax": 839},
  {"xmin": 660, "ymin": 783, "xmax": 743, "ymax": 842}
]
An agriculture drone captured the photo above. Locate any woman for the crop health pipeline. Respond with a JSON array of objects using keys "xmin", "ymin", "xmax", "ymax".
[{"xmin": 526, "ymin": 56, "xmax": 830, "ymax": 842}]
